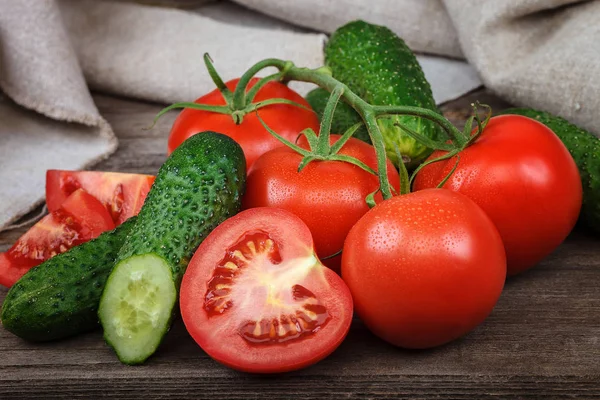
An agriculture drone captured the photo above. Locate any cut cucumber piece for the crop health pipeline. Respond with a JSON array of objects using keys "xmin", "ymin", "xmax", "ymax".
[
  {"xmin": 1, "ymin": 218, "xmax": 136, "ymax": 342},
  {"xmin": 98, "ymin": 132, "xmax": 246, "ymax": 365},
  {"xmin": 99, "ymin": 254, "xmax": 176, "ymax": 364}
]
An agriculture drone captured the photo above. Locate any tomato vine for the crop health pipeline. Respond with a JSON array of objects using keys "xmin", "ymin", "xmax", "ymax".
[{"xmin": 155, "ymin": 55, "xmax": 491, "ymax": 200}]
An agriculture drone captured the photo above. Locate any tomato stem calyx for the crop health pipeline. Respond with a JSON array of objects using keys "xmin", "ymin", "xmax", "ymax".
[
  {"xmin": 256, "ymin": 87, "xmax": 378, "ymax": 177},
  {"xmin": 153, "ymin": 55, "xmax": 492, "ymax": 200},
  {"xmin": 151, "ymin": 55, "xmax": 313, "ymax": 128}
]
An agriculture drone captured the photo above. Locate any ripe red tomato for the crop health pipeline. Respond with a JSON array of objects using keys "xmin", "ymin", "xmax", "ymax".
[
  {"xmin": 168, "ymin": 78, "xmax": 320, "ymax": 169},
  {"xmin": 342, "ymin": 189, "xmax": 506, "ymax": 349},
  {"xmin": 414, "ymin": 115, "xmax": 582, "ymax": 275},
  {"xmin": 0, "ymin": 189, "xmax": 115, "ymax": 287},
  {"xmin": 242, "ymin": 135, "xmax": 400, "ymax": 272},
  {"xmin": 46, "ymin": 170, "xmax": 155, "ymax": 226},
  {"xmin": 180, "ymin": 207, "xmax": 353, "ymax": 373}
]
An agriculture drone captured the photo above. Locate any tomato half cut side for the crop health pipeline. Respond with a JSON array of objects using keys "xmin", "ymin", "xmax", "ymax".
[
  {"xmin": 46, "ymin": 170, "xmax": 155, "ymax": 225},
  {"xmin": 0, "ymin": 189, "xmax": 114, "ymax": 287},
  {"xmin": 180, "ymin": 207, "xmax": 353, "ymax": 373}
]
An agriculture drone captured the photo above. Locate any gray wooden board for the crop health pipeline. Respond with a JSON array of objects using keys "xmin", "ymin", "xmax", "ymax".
[{"xmin": 0, "ymin": 91, "xmax": 598, "ymax": 399}]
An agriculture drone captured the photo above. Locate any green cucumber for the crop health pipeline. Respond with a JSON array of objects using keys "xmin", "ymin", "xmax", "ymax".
[
  {"xmin": 1, "ymin": 218, "xmax": 136, "ymax": 342},
  {"xmin": 498, "ymin": 108, "xmax": 600, "ymax": 233},
  {"xmin": 305, "ymin": 88, "xmax": 371, "ymax": 143},
  {"xmin": 319, "ymin": 20, "xmax": 441, "ymax": 169},
  {"xmin": 98, "ymin": 132, "xmax": 245, "ymax": 365}
]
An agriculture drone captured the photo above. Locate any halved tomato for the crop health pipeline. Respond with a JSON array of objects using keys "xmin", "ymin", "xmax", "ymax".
[
  {"xmin": 46, "ymin": 170, "xmax": 155, "ymax": 225},
  {"xmin": 180, "ymin": 207, "xmax": 353, "ymax": 373},
  {"xmin": 0, "ymin": 189, "xmax": 115, "ymax": 287}
]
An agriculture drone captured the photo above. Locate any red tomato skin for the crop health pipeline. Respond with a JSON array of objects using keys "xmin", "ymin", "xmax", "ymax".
[
  {"xmin": 0, "ymin": 253, "xmax": 25, "ymax": 289},
  {"xmin": 242, "ymin": 135, "xmax": 400, "ymax": 272},
  {"xmin": 0, "ymin": 189, "xmax": 114, "ymax": 287},
  {"xmin": 342, "ymin": 189, "xmax": 506, "ymax": 349},
  {"xmin": 414, "ymin": 115, "xmax": 582, "ymax": 275},
  {"xmin": 180, "ymin": 207, "xmax": 353, "ymax": 374},
  {"xmin": 46, "ymin": 170, "xmax": 155, "ymax": 225},
  {"xmin": 168, "ymin": 78, "xmax": 320, "ymax": 169}
]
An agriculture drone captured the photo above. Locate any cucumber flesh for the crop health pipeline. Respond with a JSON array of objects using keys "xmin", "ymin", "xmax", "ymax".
[
  {"xmin": 99, "ymin": 253, "xmax": 176, "ymax": 364},
  {"xmin": 98, "ymin": 132, "xmax": 246, "ymax": 365}
]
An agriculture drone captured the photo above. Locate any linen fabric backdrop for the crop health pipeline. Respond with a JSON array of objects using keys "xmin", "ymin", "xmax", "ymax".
[{"xmin": 0, "ymin": 0, "xmax": 597, "ymax": 229}]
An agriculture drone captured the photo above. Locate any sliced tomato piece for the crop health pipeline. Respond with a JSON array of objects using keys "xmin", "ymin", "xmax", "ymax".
[
  {"xmin": 0, "ymin": 189, "xmax": 114, "ymax": 287},
  {"xmin": 46, "ymin": 170, "xmax": 155, "ymax": 225},
  {"xmin": 180, "ymin": 207, "xmax": 353, "ymax": 373}
]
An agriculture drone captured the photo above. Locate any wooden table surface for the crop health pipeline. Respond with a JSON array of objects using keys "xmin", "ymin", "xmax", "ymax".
[{"xmin": 1, "ymin": 90, "xmax": 599, "ymax": 399}]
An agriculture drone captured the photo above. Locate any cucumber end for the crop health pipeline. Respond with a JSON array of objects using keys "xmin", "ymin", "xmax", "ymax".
[{"xmin": 98, "ymin": 253, "xmax": 176, "ymax": 365}]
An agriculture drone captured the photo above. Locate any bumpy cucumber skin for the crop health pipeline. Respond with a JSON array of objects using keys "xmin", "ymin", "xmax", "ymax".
[
  {"xmin": 499, "ymin": 108, "xmax": 600, "ymax": 233},
  {"xmin": 1, "ymin": 218, "xmax": 136, "ymax": 342},
  {"xmin": 305, "ymin": 88, "xmax": 371, "ymax": 143},
  {"xmin": 116, "ymin": 132, "xmax": 246, "ymax": 285},
  {"xmin": 101, "ymin": 131, "xmax": 246, "ymax": 364},
  {"xmin": 323, "ymin": 20, "xmax": 441, "ymax": 169}
]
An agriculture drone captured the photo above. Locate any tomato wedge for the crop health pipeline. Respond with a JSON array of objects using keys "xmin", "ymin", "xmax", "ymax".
[
  {"xmin": 0, "ymin": 189, "xmax": 114, "ymax": 287},
  {"xmin": 46, "ymin": 170, "xmax": 155, "ymax": 225},
  {"xmin": 180, "ymin": 208, "xmax": 353, "ymax": 373}
]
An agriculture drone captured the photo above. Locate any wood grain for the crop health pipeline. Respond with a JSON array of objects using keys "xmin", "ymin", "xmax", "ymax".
[{"xmin": 1, "ymin": 90, "xmax": 598, "ymax": 399}]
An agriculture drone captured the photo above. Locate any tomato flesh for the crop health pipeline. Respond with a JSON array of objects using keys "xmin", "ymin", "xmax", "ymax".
[
  {"xmin": 205, "ymin": 231, "xmax": 330, "ymax": 345},
  {"xmin": 46, "ymin": 170, "xmax": 155, "ymax": 225},
  {"xmin": 0, "ymin": 189, "xmax": 115, "ymax": 287},
  {"xmin": 6, "ymin": 208, "xmax": 83, "ymax": 269},
  {"xmin": 180, "ymin": 208, "xmax": 353, "ymax": 373}
]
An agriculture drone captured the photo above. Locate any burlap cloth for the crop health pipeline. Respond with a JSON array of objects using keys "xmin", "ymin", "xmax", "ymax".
[{"xmin": 1, "ymin": 0, "xmax": 598, "ymax": 229}]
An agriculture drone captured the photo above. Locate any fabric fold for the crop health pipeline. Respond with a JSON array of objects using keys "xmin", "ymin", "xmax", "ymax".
[
  {"xmin": 0, "ymin": 0, "xmax": 116, "ymax": 229},
  {"xmin": 1, "ymin": 0, "xmax": 598, "ymax": 230},
  {"xmin": 232, "ymin": 0, "xmax": 463, "ymax": 58},
  {"xmin": 443, "ymin": 0, "xmax": 600, "ymax": 136},
  {"xmin": 58, "ymin": 0, "xmax": 326, "ymax": 104}
]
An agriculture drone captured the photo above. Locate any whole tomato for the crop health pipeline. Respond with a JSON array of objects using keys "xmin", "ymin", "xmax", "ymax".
[
  {"xmin": 168, "ymin": 78, "xmax": 320, "ymax": 168},
  {"xmin": 242, "ymin": 135, "xmax": 400, "ymax": 272},
  {"xmin": 342, "ymin": 189, "xmax": 506, "ymax": 349},
  {"xmin": 414, "ymin": 115, "xmax": 582, "ymax": 276}
]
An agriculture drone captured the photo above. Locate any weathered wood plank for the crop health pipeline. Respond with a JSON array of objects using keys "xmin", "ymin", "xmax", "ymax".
[{"xmin": 0, "ymin": 90, "xmax": 598, "ymax": 399}]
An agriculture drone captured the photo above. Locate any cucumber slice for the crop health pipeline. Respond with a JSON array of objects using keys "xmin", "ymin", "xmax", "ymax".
[
  {"xmin": 99, "ymin": 254, "xmax": 176, "ymax": 364},
  {"xmin": 98, "ymin": 132, "xmax": 246, "ymax": 365}
]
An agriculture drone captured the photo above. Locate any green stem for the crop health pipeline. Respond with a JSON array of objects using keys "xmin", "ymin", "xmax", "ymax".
[
  {"xmin": 256, "ymin": 113, "xmax": 312, "ymax": 157},
  {"xmin": 437, "ymin": 155, "xmax": 460, "ymax": 188},
  {"xmin": 409, "ymin": 149, "xmax": 460, "ymax": 188},
  {"xmin": 393, "ymin": 121, "xmax": 455, "ymax": 152},
  {"xmin": 203, "ymin": 53, "xmax": 233, "ymax": 104},
  {"xmin": 249, "ymin": 98, "xmax": 313, "ymax": 113},
  {"xmin": 330, "ymin": 122, "xmax": 363, "ymax": 155},
  {"xmin": 245, "ymin": 73, "xmax": 282, "ymax": 104},
  {"xmin": 234, "ymin": 58, "xmax": 469, "ymax": 200},
  {"xmin": 375, "ymin": 106, "xmax": 466, "ymax": 146},
  {"xmin": 147, "ymin": 102, "xmax": 231, "ymax": 129},
  {"xmin": 361, "ymin": 109, "xmax": 393, "ymax": 199},
  {"xmin": 393, "ymin": 143, "xmax": 410, "ymax": 195},
  {"xmin": 232, "ymin": 59, "xmax": 289, "ymax": 110},
  {"xmin": 278, "ymin": 66, "xmax": 394, "ymax": 200},
  {"xmin": 317, "ymin": 87, "xmax": 344, "ymax": 155}
]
